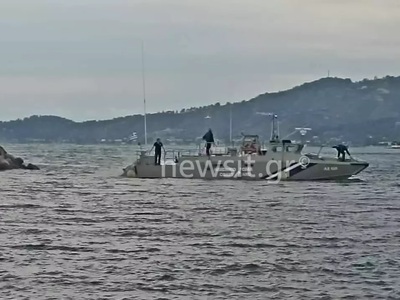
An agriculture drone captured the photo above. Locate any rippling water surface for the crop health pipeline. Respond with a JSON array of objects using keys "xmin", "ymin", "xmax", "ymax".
[{"xmin": 1, "ymin": 144, "xmax": 400, "ymax": 299}]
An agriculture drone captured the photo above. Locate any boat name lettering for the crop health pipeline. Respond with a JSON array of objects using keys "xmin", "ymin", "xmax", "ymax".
[{"xmin": 324, "ymin": 166, "xmax": 338, "ymax": 171}]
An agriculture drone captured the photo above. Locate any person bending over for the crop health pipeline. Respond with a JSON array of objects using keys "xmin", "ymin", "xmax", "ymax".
[{"xmin": 332, "ymin": 144, "xmax": 351, "ymax": 161}]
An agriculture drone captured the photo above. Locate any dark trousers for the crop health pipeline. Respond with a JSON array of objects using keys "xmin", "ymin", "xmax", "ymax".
[
  {"xmin": 206, "ymin": 143, "xmax": 211, "ymax": 156},
  {"xmin": 154, "ymin": 151, "xmax": 161, "ymax": 165},
  {"xmin": 337, "ymin": 151, "xmax": 346, "ymax": 161}
]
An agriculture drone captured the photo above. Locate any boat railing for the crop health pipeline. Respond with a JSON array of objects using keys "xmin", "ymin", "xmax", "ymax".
[
  {"xmin": 136, "ymin": 147, "xmax": 202, "ymax": 161},
  {"xmin": 302, "ymin": 145, "xmax": 334, "ymax": 160},
  {"xmin": 302, "ymin": 145, "xmax": 363, "ymax": 162},
  {"xmin": 135, "ymin": 144, "xmax": 236, "ymax": 162},
  {"xmin": 166, "ymin": 148, "xmax": 201, "ymax": 159}
]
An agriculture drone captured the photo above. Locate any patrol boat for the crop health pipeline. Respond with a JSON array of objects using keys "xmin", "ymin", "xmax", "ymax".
[{"xmin": 122, "ymin": 115, "xmax": 369, "ymax": 181}]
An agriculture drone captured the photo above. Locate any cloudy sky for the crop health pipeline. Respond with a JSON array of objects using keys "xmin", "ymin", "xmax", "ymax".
[{"xmin": 0, "ymin": 0, "xmax": 399, "ymax": 121}]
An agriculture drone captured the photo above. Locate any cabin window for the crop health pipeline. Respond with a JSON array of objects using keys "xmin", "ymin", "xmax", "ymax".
[
  {"xmin": 285, "ymin": 146, "xmax": 295, "ymax": 152},
  {"xmin": 272, "ymin": 146, "xmax": 282, "ymax": 152},
  {"xmin": 283, "ymin": 145, "xmax": 303, "ymax": 153}
]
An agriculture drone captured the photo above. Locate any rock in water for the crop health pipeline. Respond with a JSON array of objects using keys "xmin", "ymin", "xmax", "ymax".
[
  {"xmin": 0, "ymin": 146, "xmax": 40, "ymax": 171},
  {"xmin": 26, "ymin": 163, "xmax": 40, "ymax": 170}
]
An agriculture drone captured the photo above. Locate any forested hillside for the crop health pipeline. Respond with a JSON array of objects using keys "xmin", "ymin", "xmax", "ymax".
[{"xmin": 1, "ymin": 76, "xmax": 399, "ymax": 145}]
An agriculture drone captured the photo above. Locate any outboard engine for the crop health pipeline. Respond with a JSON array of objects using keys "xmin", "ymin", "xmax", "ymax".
[{"xmin": 122, "ymin": 163, "xmax": 137, "ymax": 177}]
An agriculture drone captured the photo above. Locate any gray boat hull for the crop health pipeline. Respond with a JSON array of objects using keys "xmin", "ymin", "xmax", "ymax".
[{"xmin": 122, "ymin": 154, "xmax": 369, "ymax": 181}]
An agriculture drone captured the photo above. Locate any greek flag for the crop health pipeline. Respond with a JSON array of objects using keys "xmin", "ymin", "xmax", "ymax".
[{"xmin": 129, "ymin": 132, "xmax": 137, "ymax": 141}]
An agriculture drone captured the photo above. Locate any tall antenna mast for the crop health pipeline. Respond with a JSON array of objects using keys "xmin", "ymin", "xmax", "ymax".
[
  {"xmin": 229, "ymin": 105, "xmax": 232, "ymax": 144},
  {"xmin": 141, "ymin": 40, "xmax": 147, "ymax": 146},
  {"xmin": 255, "ymin": 112, "xmax": 279, "ymax": 142},
  {"xmin": 270, "ymin": 114, "xmax": 279, "ymax": 142}
]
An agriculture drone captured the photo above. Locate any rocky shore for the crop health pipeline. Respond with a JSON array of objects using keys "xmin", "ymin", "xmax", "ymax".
[{"xmin": 0, "ymin": 146, "xmax": 40, "ymax": 171}]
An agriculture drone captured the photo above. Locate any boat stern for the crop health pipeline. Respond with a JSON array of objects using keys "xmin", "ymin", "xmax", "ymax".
[{"xmin": 122, "ymin": 163, "xmax": 137, "ymax": 177}]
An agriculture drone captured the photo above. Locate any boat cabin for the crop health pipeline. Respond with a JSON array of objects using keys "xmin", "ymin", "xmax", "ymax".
[
  {"xmin": 241, "ymin": 134, "xmax": 304, "ymax": 155},
  {"xmin": 269, "ymin": 140, "xmax": 304, "ymax": 154}
]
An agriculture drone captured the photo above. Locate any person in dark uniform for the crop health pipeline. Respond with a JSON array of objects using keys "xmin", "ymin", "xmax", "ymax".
[
  {"xmin": 149, "ymin": 138, "xmax": 165, "ymax": 165},
  {"xmin": 332, "ymin": 144, "xmax": 351, "ymax": 161},
  {"xmin": 202, "ymin": 128, "xmax": 214, "ymax": 156}
]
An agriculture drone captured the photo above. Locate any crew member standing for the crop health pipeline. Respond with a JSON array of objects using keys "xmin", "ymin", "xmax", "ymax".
[
  {"xmin": 202, "ymin": 128, "xmax": 215, "ymax": 156},
  {"xmin": 149, "ymin": 138, "xmax": 165, "ymax": 165}
]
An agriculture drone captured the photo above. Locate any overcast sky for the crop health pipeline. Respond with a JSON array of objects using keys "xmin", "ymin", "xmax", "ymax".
[{"xmin": 0, "ymin": 0, "xmax": 399, "ymax": 121}]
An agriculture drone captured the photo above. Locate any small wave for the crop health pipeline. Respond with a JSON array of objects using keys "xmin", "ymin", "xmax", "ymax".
[
  {"xmin": 9, "ymin": 244, "xmax": 94, "ymax": 252},
  {"xmin": 0, "ymin": 204, "xmax": 43, "ymax": 209},
  {"xmin": 207, "ymin": 262, "xmax": 264, "ymax": 276}
]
